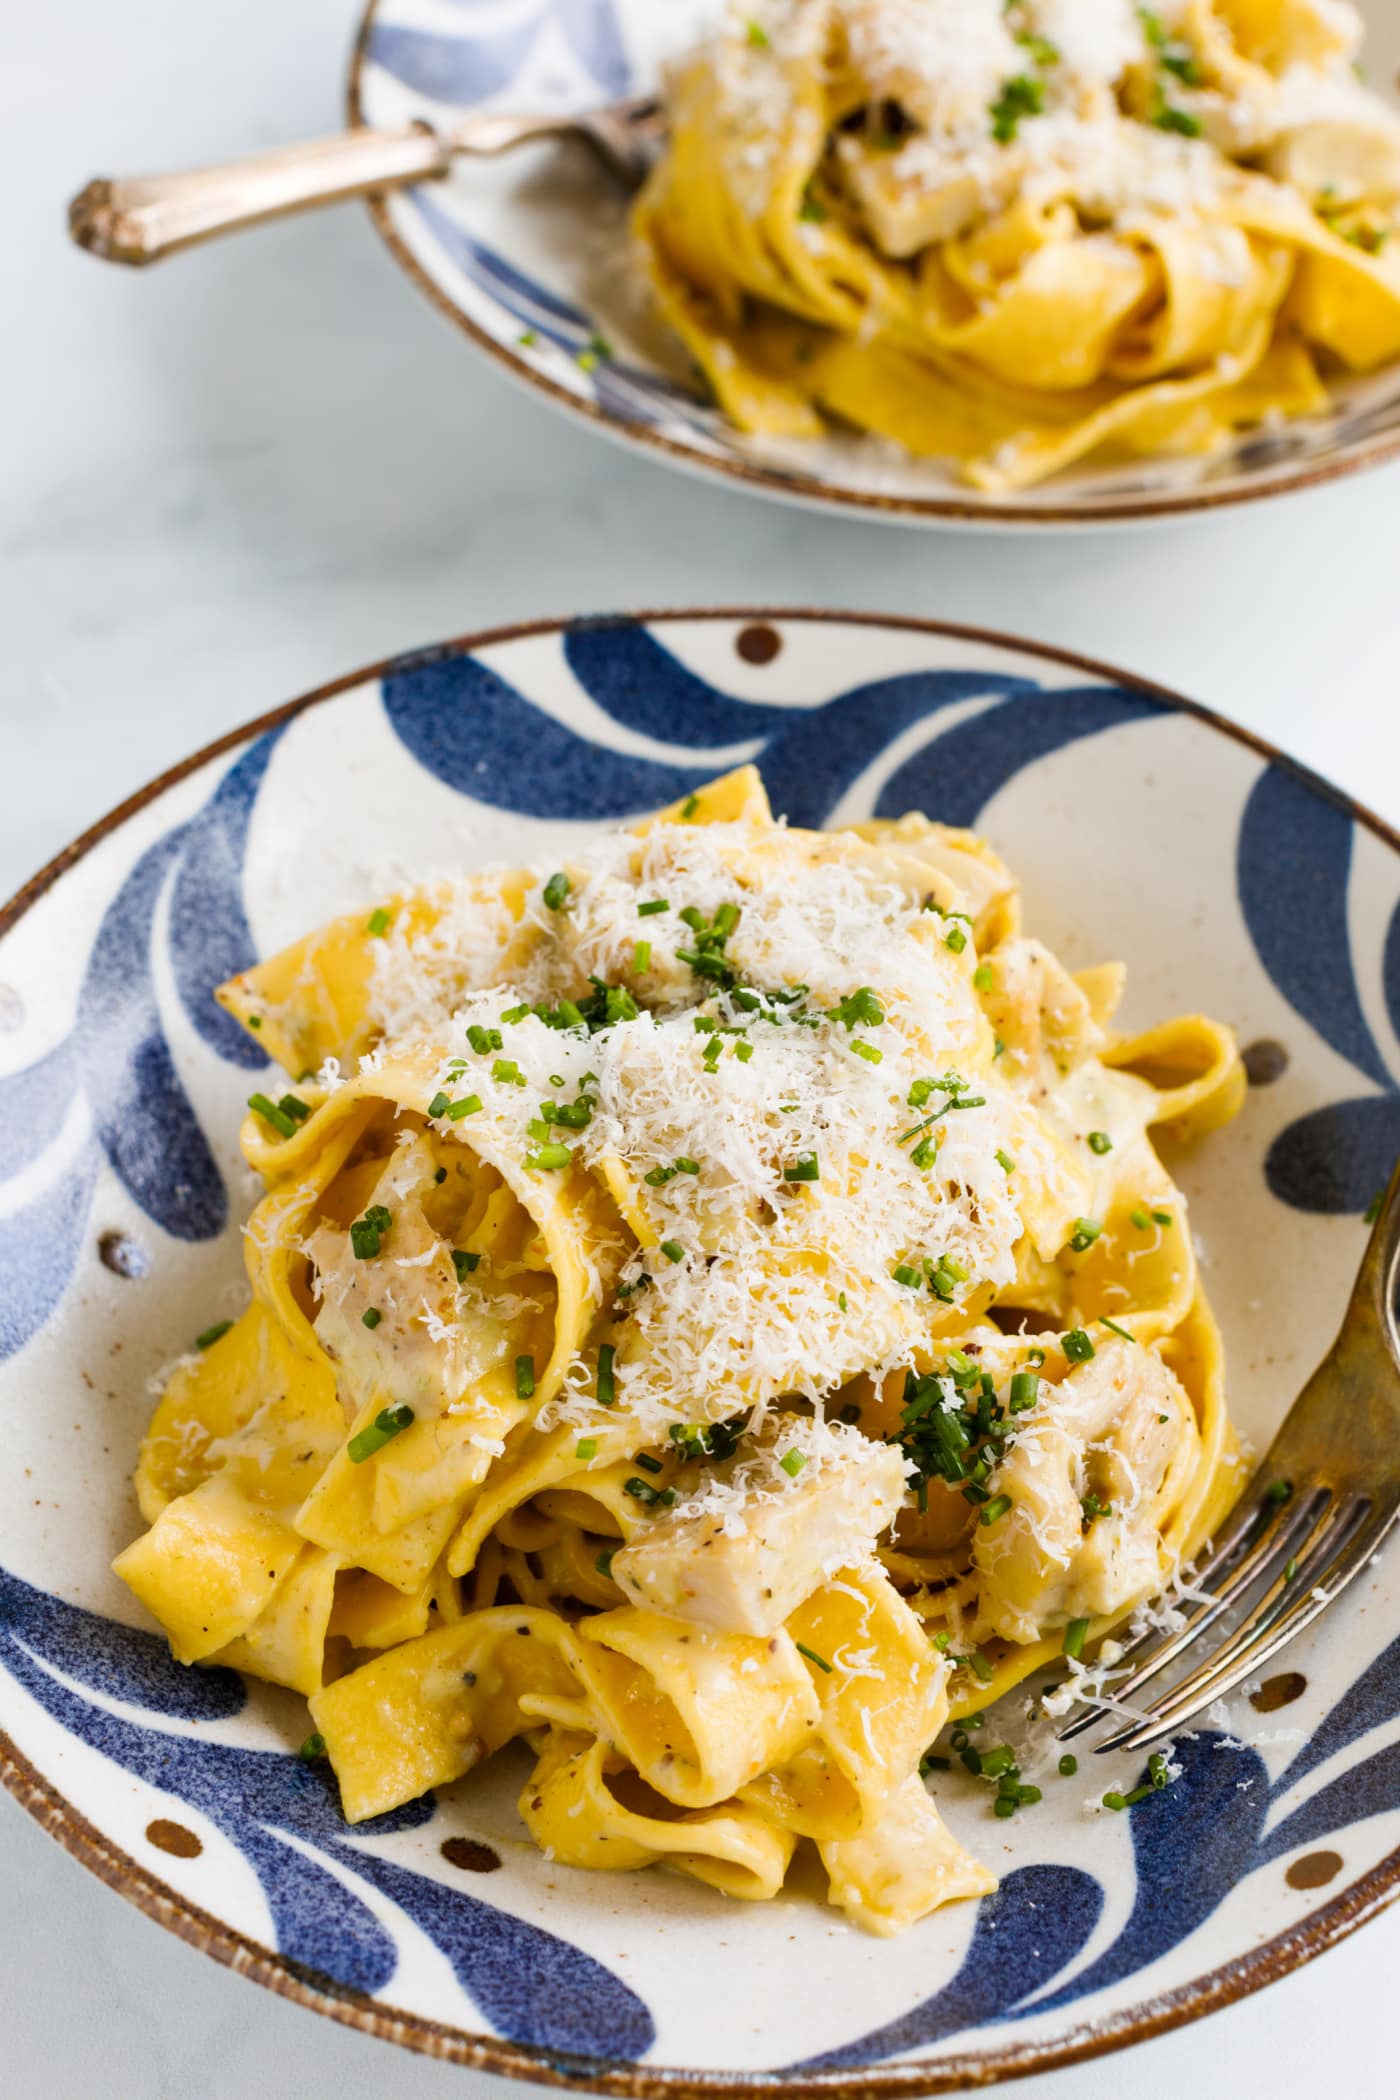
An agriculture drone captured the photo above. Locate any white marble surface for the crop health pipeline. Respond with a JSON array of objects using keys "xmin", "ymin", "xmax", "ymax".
[{"xmin": 4, "ymin": 2, "xmax": 1400, "ymax": 2093}]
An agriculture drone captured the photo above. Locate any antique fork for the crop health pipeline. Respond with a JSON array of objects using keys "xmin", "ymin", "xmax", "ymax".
[
  {"xmin": 1060, "ymin": 1153, "xmax": 1400, "ymax": 1755},
  {"xmin": 68, "ymin": 99, "xmax": 664, "ymax": 267}
]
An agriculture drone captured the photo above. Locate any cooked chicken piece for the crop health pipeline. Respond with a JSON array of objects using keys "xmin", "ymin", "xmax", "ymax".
[{"xmin": 611, "ymin": 1415, "xmax": 908, "ymax": 1636}]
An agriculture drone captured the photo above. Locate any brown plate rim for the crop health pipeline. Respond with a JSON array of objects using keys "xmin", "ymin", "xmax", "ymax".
[
  {"xmin": 2, "ymin": 604, "xmax": 1398, "ymax": 2092},
  {"xmin": 345, "ymin": 3, "xmax": 1400, "ymax": 530}
]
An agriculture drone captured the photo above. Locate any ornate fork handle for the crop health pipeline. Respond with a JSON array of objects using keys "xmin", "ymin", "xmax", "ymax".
[{"xmin": 68, "ymin": 116, "xmax": 582, "ymax": 266}]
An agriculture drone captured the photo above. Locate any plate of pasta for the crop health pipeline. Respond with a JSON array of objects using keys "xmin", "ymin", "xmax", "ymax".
[
  {"xmin": 3, "ymin": 608, "xmax": 1399, "ymax": 2086},
  {"xmin": 351, "ymin": 0, "xmax": 1400, "ymax": 523}
]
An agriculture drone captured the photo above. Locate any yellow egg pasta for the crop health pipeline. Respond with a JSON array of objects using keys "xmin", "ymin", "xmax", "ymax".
[
  {"xmin": 633, "ymin": 1, "xmax": 1400, "ymax": 490},
  {"xmin": 117, "ymin": 770, "xmax": 1243, "ymax": 1933}
]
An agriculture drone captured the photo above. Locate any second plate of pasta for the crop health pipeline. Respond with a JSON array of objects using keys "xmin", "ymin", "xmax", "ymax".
[{"xmin": 352, "ymin": 0, "xmax": 1400, "ymax": 523}]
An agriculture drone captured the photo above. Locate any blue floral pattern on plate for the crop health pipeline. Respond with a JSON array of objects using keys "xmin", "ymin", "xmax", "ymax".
[{"xmin": 2, "ymin": 613, "xmax": 1397, "ymax": 2086}]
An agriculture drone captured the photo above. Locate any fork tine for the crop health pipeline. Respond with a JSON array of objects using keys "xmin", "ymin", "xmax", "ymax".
[
  {"xmin": 1092, "ymin": 1500, "xmax": 1392, "ymax": 1754},
  {"xmin": 1055, "ymin": 1487, "xmax": 1328, "ymax": 1744},
  {"xmin": 1086, "ymin": 1496, "xmax": 1355, "ymax": 1751}
]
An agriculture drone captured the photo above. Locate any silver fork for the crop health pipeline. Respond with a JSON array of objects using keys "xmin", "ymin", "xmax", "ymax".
[
  {"xmin": 68, "ymin": 98, "xmax": 664, "ymax": 267},
  {"xmin": 1060, "ymin": 1152, "xmax": 1400, "ymax": 1755}
]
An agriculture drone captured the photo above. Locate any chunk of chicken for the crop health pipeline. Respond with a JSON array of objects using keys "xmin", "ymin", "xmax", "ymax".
[
  {"xmin": 971, "ymin": 1339, "xmax": 1193, "ymax": 1644},
  {"xmin": 611, "ymin": 1415, "xmax": 908, "ymax": 1636}
]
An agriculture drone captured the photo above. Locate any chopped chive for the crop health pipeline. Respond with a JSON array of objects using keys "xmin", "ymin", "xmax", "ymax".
[
  {"xmin": 542, "ymin": 871, "xmax": 570, "ymax": 911},
  {"xmin": 361, "ymin": 1308, "xmax": 382, "ymax": 1330},
  {"xmin": 637, "ymin": 898, "xmax": 669, "ymax": 917},
  {"xmin": 779, "ymin": 1449, "xmax": 807, "ymax": 1478},
  {"xmin": 447, "ymin": 1094, "xmax": 483, "ymax": 1120},
  {"xmin": 248, "ymin": 1091, "xmax": 297, "ymax": 1140},
  {"xmin": 736, "ymin": 1040, "xmax": 754, "ymax": 1062},
  {"xmin": 827, "ymin": 986, "xmax": 884, "ymax": 1031},
  {"xmin": 633, "ymin": 940, "xmax": 652, "ymax": 974},
  {"xmin": 796, "ymin": 1641, "xmax": 832, "ymax": 1674},
  {"xmin": 745, "ymin": 15, "xmax": 770, "ymax": 45},
  {"xmin": 500, "ymin": 1003, "xmax": 531, "ymax": 1025},
  {"xmin": 1284, "ymin": 1556, "xmax": 1299, "ymax": 1581},
  {"xmin": 1008, "ymin": 1370, "xmax": 1040, "ymax": 1412},
  {"xmin": 515, "ymin": 1354, "xmax": 536, "ymax": 1399},
  {"xmin": 298, "ymin": 1733, "xmax": 327, "ymax": 1763},
  {"xmin": 247, "ymin": 1014, "xmax": 262, "ymax": 1029},
  {"xmin": 576, "ymin": 1437, "xmax": 598, "ymax": 1462},
  {"xmin": 1265, "ymin": 1477, "xmax": 1293, "ymax": 1506},
  {"xmin": 993, "ymin": 1035, "xmax": 1006, "ymax": 1058},
  {"xmin": 980, "ymin": 1494, "xmax": 1013, "ymax": 1526},
  {"xmin": 1130, "ymin": 1206, "xmax": 1153, "ymax": 1230},
  {"xmin": 783, "ymin": 1151, "xmax": 820, "ymax": 1183},
  {"xmin": 994, "ymin": 1796, "xmax": 1017, "ymax": 1819},
  {"xmin": 492, "ymin": 1058, "xmax": 524, "ymax": 1087},
  {"xmin": 1069, "ymin": 1217, "xmax": 1103, "ymax": 1253},
  {"xmin": 1152, "ymin": 1209, "xmax": 1173, "ymax": 1227},
  {"xmin": 944, "ymin": 924, "xmax": 968, "ymax": 954},
  {"xmin": 660, "ymin": 1240, "xmax": 685, "ymax": 1263},
  {"xmin": 838, "ymin": 1291, "xmax": 848, "ymax": 1314},
  {"xmin": 1102, "ymin": 1790, "xmax": 1128, "ymax": 1811},
  {"xmin": 1062, "ymin": 1328, "xmax": 1096, "ymax": 1364},
  {"xmin": 1088, "ymin": 1130, "xmax": 1113, "ymax": 1155},
  {"xmin": 969, "ymin": 1650, "xmax": 994, "ymax": 1683},
  {"xmin": 427, "ymin": 1090, "xmax": 451, "ymax": 1119},
  {"xmin": 851, "ymin": 1039, "xmax": 883, "ymax": 1064},
  {"xmin": 920, "ymin": 1752, "xmax": 951, "ymax": 1775},
  {"xmin": 595, "ymin": 1549, "xmax": 615, "ymax": 1579},
  {"xmin": 451, "ymin": 1248, "xmax": 480, "ymax": 1279},
  {"xmin": 681, "ymin": 793, "xmax": 701, "ymax": 819},
  {"xmin": 893, "ymin": 1263, "xmax": 922, "ymax": 1288},
  {"xmin": 623, "ymin": 1475, "xmax": 675, "ymax": 1508},
  {"xmin": 634, "ymin": 1452, "xmax": 664, "ymax": 1475},
  {"xmin": 1027, "ymin": 1346, "xmax": 1046, "ymax": 1367},
  {"xmin": 995, "ymin": 1149, "xmax": 1015, "ymax": 1174},
  {"xmin": 1100, "ymin": 1316, "xmax": 1136, "ymax": 1343},
  {"xmin": 973, "ymin": 963, "xmax": 993, "ymax": 993},
  {"xmin": 349, "ymin": 1209, "xmax": 389, "ymax": 1260},
  {"xmin": 366, "ymin": 908, "xmax": 392, "ymax": 938},
  {"xmin": 194, "ymin": 1320, "xmax": 233, "ymax": 1351},
  {"xmin": 1063, "ymin": 1618, "xmax": 1090, "ymax": 1660},
  {"xmin": 674, "ymin": 1156, "xmax": 700, "ymax": 1175},
  {"xmin": 527, "ymin": 1142, "xmax": 573, "ymax": 1170},
  {"xmin": 1059, "ymin": 1753, "xmax": 1078, "ymax": 1777},
  {"xmin": 347, "ymin": 1403, "xmax": 414, "ymax": 1463},
  {"xmin": 278, "ymin": 1093, "xmax": 312, "ymax": 1124},
  {"xmin": 518, "ymin": 328, "xmax": 537, "ymax": 347},
  {"xmin": 467, "ymin": 1024, "xmax": 503, "ymax": 1055},
  {"xmin": 597, "ymin": 1343, "xmax": 616, "ymax": 1407}
]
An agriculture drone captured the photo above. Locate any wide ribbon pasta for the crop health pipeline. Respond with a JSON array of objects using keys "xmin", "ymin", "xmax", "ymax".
[
  {"xmin": 117, "ymin": 768, "xmax": 1243, "ymax": 1933},
  {"xmin": 634, "ymin": 1, "xmax": 1400, "ymax": 490}
]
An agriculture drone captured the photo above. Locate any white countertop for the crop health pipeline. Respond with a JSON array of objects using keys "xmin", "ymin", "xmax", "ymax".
[{"xmin": 5, "ymin": 2, "xmax": 1399, "ymax": 2093}]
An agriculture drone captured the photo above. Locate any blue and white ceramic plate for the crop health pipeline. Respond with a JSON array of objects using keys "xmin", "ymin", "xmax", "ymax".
[
  {"xmin": 349, "ymin": 2, "xmax": 1400, "ymax": 528},
  {"xmin": 3, "ymin": 610, "xmax": 1399, "ymax": 2087}
]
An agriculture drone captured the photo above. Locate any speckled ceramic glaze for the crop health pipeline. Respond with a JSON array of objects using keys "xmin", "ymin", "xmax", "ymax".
[
  {"xmin": 349, "ymin": 2, "xmax": 1400, "ymax": 528},
  {"xmin": 3, "ymin": 611, "xmax": 1399, "ymax": 2088}
]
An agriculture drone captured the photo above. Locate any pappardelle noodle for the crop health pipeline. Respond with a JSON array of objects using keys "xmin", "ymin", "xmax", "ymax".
[
  {"xmin": 634, "ymin": 0, "xmax": 1400, "ymax": 491},
  {"xmin": 117, "ymin": 769, "xmax": 1244, "ymax": 1935}
]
